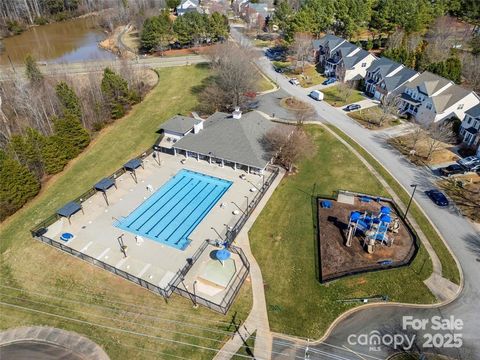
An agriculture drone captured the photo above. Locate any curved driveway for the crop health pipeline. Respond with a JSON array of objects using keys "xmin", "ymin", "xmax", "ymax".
[{"xmin": 232, "ymin": 27, "xmax": 480, "ymax": 359}]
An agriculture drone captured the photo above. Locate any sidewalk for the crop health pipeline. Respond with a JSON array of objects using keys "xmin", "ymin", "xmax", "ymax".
[{"xmin": 214, "ymin": 168, "xmax": 285, "ymax": 360}]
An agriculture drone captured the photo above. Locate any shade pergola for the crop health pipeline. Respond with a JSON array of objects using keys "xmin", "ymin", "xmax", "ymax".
[
  {"xmin": 94, "ymin": 177, "xmax": 117, "ymax": 206},
  {"xmin": 57, "ymin": 201, "xmax": 83, "ymax": 224},
  {"xmin": 123, "ymin": 158, "xmax": 144, "ymax": 183}
]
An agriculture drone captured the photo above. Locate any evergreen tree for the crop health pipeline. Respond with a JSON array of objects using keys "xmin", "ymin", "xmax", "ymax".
[
  {"xmin": 140, "ymin": 11, "xmax": 173, "ymax": 52},
  {"xmin": 53, "ymin": 112, "xmax": 90, "ymax": 159},
  {"xmin": 24, "ymin": 54, "xmax": 43, "ymax": 83},
  {"xmin": 41, "ymin": 135, "xmax": 69, "ymax": 174},
  {"xmin": 56, "ymin": 81, "xmax": 82, "ymax": 120},
  {"xmin": 101, "ymin": 67, "xmax": 134, "ymax": 119},
  {"xmin": 8, "ymin": 128, "xmax": 46, "ymax": 179},
  {"xmin": 0, "ymin": 150, "xmax": 41, "ymax": 221}
]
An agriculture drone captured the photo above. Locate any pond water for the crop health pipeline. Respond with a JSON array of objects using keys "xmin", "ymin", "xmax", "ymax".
[{"xmin": 0, "ymin": 16, "xmax": 116, "ymax": 65}]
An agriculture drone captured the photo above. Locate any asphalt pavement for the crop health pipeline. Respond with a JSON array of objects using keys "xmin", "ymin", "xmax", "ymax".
[{"xmin": 232, "ymin": 27, "xmax": 480, "ymax": 359}]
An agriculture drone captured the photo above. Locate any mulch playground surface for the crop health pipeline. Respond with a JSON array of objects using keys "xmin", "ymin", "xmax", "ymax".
[{"xmin": 317, "ymin": 196, "xmax": 417, "ymax": 281}]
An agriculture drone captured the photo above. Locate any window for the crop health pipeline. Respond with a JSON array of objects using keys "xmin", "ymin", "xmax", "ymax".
[
  {"xmin": 361, "ymin": 62, "xmax": 367, "ymax": 67},
  {"xmin": 457, "ymin": 104, "xmax": 464, "ymax": 110}
]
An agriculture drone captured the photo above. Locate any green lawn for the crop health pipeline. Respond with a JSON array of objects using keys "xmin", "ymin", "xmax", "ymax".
[
  {"xmin": 0, "ymin": 65, "xmax": 252, "ymax": 360},
  {"xmin": 328, "ymin": 125, "xmax": 460, "ymax": 284},
  {"xmin": 322, "ymin": 85, "xmax": 364, "ymax": 107},
  {"xmin": 232, "ymin": 331, "xmax": 256, "ymax": 359},
  {"xmin": 249, "ymin": 125, "xmax": 435, "ymax": 338},
  {"xmin": 348, "ymin": 106, "xmax": 402, "ymax": 129}
]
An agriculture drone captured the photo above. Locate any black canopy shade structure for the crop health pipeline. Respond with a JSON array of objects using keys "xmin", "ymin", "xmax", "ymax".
[
  {"xmin": 94, "ymin": 178, "xmax": 117, "ymax": 206},
  {"xmin": 123, "ymin": 158, "xmax": 144, "ymax": 183},
  {"xmin": 56, "ymin": 201, "xmax": 83, "ymax": 224}
]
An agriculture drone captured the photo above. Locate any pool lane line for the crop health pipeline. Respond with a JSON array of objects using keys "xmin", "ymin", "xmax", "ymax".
[
  {"xmin": 131, "ymin": 177, "xmax": 195, "ymax": 231},
  {"xmin": 145, "ymin": 180, "xmax": 208, "ymax": 234},
  {"xmin": 160, "ymin": 184, "xmax": 219, "ymax": 241},
  {"xmin": 147, "ymin": 181, "xmax": 209, "ymax": 237},
  {"xmin": 115, "ymin": 257, "xmax": 128, "ymax": 268},
  {"xmin": 173, "ymin": 184, "xmax": 230, "ymax": 246},
  {"xmin": 125, "ymin": 175, "xmax": 189, "ymax": 228}
]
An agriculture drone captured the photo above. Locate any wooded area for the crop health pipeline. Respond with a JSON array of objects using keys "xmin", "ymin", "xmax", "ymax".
[{"xmin": 0, "ymin": 57, "xmax": 148, "ymax": 221}]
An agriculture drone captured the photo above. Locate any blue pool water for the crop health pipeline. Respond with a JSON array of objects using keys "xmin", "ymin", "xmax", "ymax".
[{"xmin": 116, "ymin": 169, "xmax": 232, "ymax": 250}]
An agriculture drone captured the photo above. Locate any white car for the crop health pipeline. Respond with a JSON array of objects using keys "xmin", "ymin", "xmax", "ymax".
[
  {"xmin": 458, "ymin": 155, "xmax": 479, "ymax": 167},
  {"xmin": 289, "ymin": 78, "xmax": 300, "ymax": 86}
]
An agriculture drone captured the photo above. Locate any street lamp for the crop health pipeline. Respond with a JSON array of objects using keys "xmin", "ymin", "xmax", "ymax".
[
  {"xmin": 211, "ymin": 226, "xmax": 223, "ymax": 241},
  {"xmin": 404, "ymin": 184, "xmax": 417, "ymax": 221}
]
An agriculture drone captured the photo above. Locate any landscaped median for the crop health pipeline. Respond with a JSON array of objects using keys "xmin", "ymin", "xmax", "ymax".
[
  {"xmin": 0, "ymin": 65, "xmax": 252, "ymax": 360},
  {"xmin": 249, "ymin": 125, "xmax": 436, "ymax": 339}
]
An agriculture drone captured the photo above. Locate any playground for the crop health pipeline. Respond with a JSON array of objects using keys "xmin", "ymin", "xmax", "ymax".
[{"xmin": 317, "ymin": 191, "xmax": 418, "ymax": 282}]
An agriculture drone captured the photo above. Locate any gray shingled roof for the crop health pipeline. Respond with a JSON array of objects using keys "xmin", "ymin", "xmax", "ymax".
[
  {"xmin": 431, "ymin": 84, "xmax": 473, "ymax": 113},
  {"xmin": 342, "ymin": 49, "xmax": 371, "ymax": 69},
  {"xmin": 405, "ymin": 72, "xmax": 452, "ymax": 96},
  {"xmin": 172, "ymin": 111, "xmax": 280, "ymax": 169},
  {"xmin": 313, "ymin": 34, "xmax": 345, "ymax": 50},
  {"xmin": 466, "ymin": 104, "xmax": 480, "ymax": 118},
  {"xmin": 160, "ymin": 115, "xmax": 201, "ymax": 135},
  {"xmin": 383, "ymin": 67, "xmax": 418, "ymax": 93},
  {"xmin": 368, "ymin": 57, "xmax": 403, "ymax": 78}
]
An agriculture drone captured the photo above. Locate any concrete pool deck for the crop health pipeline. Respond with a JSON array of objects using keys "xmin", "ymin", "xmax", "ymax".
[{"xmin": 44, "ymin": 151, "xmax": 271, "ymax": 299}]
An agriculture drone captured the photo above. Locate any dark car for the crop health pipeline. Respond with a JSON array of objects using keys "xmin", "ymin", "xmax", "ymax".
[
  {"xmin": 322, "ymin": 77, "xmax": 337, "ymax": 85},
  {"xmin": 344, "ymin": 104, "xmax": 361, "ymax": 112},
  {"xmin": 438, "ymin": 164, "xmax": 466, "ymax": 177},
  {"xmin": 425, "ymin": 189, "xmax": 449, "ymax": 207}
]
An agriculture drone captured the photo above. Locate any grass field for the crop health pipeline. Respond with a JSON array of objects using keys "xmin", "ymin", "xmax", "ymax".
[
  {"xmin": 0, "ymin": 65, "xmax": 253, "ymax": 359},
  {"xmin": 249, "ymin": 125, "xmax": 435, "ymax": 338},
  {"xmin": 348, "ymin": 106, "xmax": 401, "ymax": 129},
  {"xmin": 322, "ymin": 85, "xmax": 364, "ymax": 107},
  {"xmin": 329, "ymin": 125, "xmax": 460, "ymax": 284}
]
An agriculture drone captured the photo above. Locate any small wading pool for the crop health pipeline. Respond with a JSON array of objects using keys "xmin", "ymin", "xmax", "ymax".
[
  {"xmin": 116, "ymin": 169, "xmax": 232, "ymax": 250},
  {"xmin": 60, "ymin": 232, "xmax": 74, "ymax": 242}
]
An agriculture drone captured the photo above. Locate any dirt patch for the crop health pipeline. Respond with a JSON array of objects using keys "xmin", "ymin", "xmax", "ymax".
[
  {"xmin": 438, "ymin": 174, "xmax": 480, "ymax": 222},
  {"xmin": 280, "ymin": 97, "xmax": 310, "ymax": 110},
  {"xmin": 388, "ymin": 133, "xmax": 459, "ymax": 166},
  {"xmin": 348, "ymin": 107, "xmax": 401, "ymax": 130},
  {"xmin": 317, "ymin": 195, "xmax": 417, "ymax": 282}
]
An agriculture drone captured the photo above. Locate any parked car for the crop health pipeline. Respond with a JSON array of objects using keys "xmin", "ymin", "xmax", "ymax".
[
  {"xmin": 469, "ymin": 163, "xmax": 480, "ymax": 172},
  {"xmin": 438, "ymin": 164, "xmax": 466, "ymax": 177},
  {"xmin": 274, "ymin": 67, "xmax": 285, "ymax": 73},
  {"xmin": 425, "ymin": 189, "xmax": 449, "ymax": 207},
  {"xmin": 464, "ymin": 158, "xmax": 480, "ymax": 171},
  {"xmin": 309, "ymin": 90, "xmax": 324, "ymax": 101},
  {"xmin": 458, "ymin": 155, "xmax": 479, "ymax": 167},
  {"xmin": 344, "ymin": 104, "xmax": 361, "ymax": 112},
  {"xmin": 322, "ymin": 77, "xmax": 337, "ymax": 85},
  {"xmin": 289, "ymin": 78, "xmax": 300, "ymax": 86}
]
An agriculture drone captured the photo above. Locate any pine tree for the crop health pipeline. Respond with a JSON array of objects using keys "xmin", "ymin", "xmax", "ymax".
[
  {"xmin": 41, "ymin": 135, "xmax": 69, "ymax": 174},
  {"xmin": 56, "ymin": 81, "xmax": 82, "ymax": 120},
  {"xmin": 24, "ymin": 54, "xmax": 44, "ymax": 83},
  {"xmin": 0, "ymin": 150, "xmax": 41, "ymax": 221},
  {"xmin": 8, "ymin": 128, "xmax": 46, "ymax": 179},
  {"xmin": 101, "ymin": 67, "xmax": 132, "ymax": 119},
  {"xmin": 53, "ymin": 112, "xmax": 90, "ymax": 159}
]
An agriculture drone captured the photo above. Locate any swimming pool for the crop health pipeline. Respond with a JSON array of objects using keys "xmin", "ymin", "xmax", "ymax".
[{"xmin": 116, "ymin": 169, "xmax": 232, "ymax": 250}]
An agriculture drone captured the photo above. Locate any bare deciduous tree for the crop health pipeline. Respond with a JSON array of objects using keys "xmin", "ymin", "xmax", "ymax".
[
  {"xmin": 293, "ymin": 32, "xmax": 313, "ymax": 73},
  {"xmin": 377, "ymin": 95, "xmax": 400, "ymax": 126},
  {"xmin": 336, "ymin": 82, "xmax": 354, "ymax": 103},
  {"xmin": 461, "ymin": 54, "xmax": 480, "ymax": 92},
  {"xmin": 202, "ymin": 42, "xmax": 257, "ymax": 111},
  {"xmin": 423, "ymin": 121, "xmax": 455, "ymax": 160},
  {"xmin": 263, "ymin": 125, "xmax": 316, "ymax": 172},
  {"xmin": 293, "ymin": 100, "xmax": 316, "ymax": 126}
]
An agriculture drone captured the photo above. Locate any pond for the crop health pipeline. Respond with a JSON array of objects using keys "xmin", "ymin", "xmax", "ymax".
[{"xmin": 0, "ymin": 16, "xmax": 116, "ymax": 66}]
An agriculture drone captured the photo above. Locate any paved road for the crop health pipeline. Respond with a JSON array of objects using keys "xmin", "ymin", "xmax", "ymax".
[
  {"xmin": 232, "ymin": 27, "xmax": 480, "ymax": 359},
  {"xmin": 0, "ymin": 55, "xmax": 207, "ymax": 80}
]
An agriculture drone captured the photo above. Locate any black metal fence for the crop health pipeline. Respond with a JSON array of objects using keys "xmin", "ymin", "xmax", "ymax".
[
  {"xmin": 316, "ymin": 190, "xmax": 419, "ymax": 283},
  {"xmin": 30, "ymin": 144, "xmax": 278, "ymax": 314}
]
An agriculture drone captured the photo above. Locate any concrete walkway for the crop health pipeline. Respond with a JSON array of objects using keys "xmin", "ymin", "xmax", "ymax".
[{"xmin": 214, "ymin": 168, "xmax": 285, "ymax": 360}]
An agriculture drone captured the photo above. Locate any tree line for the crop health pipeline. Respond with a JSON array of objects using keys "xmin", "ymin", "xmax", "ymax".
[
  {"xmin": 0, "ymin": 56, "xmax": 144, "ymax": 221},
  {"xmin": 140, "ymin": 10, "xmax": 229, "ymax": 52},
  {"xmin": 274, "ymin": 0, "xmax": 479, "ymax": 41}
]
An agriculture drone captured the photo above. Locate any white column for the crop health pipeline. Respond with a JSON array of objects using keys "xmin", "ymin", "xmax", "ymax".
[
  {"xmin": 221, "ymin": 159, "xmax": 224, "ymax": 167},
  {"xmin": 234, "ymin": 163, "xmax": 236, "ymax": 171},
  {"xmin": 173, "ymin": 148, "xmax": 176, "ymax": 156},
  {"xmin": 209, "ymin": 156, "xmax": 212, "ymax": 164},
  {"xmin": 186, "ymin": 151, "xmax": 188, "ymax": 159},
  {"xmin": 197, "ymin": 153, "xmax": 199, "ymax": 161},
  {"xmin": 247, "ymin": 166, "xmax": 250, "ymax": 173}
]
